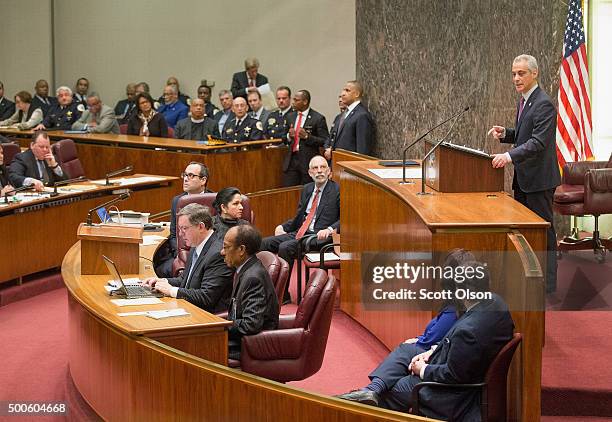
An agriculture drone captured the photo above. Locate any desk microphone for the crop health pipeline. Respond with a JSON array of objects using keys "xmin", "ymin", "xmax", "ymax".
[
  {"xmin": 417, "ymin": 107, "xmax": 470, "ymax": 195},
  {"xmin": 400, "ymin": 106, "xmax": 470, "ymax": 185},
  {"xmin": 105, "ymin": 165, "xmax": 133, "ymax": 186},
  {"xmin": 2, "ymin": 184, "xmax": 33, "ymax": 203},
  {"xmin": 86, "ymin": 191, "xmax": 130, "ymax": 226},
  {"xmin": 50, "ymin": 176, "xmax": 87, "ymax": 197}
]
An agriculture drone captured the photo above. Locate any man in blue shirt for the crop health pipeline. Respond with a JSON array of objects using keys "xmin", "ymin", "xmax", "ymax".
[{"xmin": 157, "ymin": 85, "xmax": 188, "ymax": 129}]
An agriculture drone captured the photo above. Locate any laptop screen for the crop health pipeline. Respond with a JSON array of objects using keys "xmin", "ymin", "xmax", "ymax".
[
  {"xmin": 102, "ymin": 255, "xmax": 127, "ymax": 295},
  {"xmin": 97, "ymin": 207, "xmax": 112, "ymax": 223}
]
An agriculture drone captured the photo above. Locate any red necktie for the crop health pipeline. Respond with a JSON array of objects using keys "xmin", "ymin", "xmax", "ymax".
[
  {"xmin": 517, "ymin": 97, "xmax": 525, "ymax": 121},
  {"xmin": 292, "ymin": 112, "xmax": 303, "ymax": 152},
  {"xmin": 296, "ymin": 189, "xmax": 320, "ymax": 239},
  {"xmin": 249, "ymin": 78, "xmax": 255, "ymax": 88}
]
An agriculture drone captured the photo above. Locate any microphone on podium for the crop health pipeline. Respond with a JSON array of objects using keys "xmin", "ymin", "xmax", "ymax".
[
  {"xmin": 86, "ymin": 191, "xmax": 131, "ymax": 226},
  {"xmin": 400, "ymin": 106, "xmax": 470, "ymax": 185},
  {"xmin": 105, "ymin": 165, "xmax": 133, "ymax": 186},
  {"xmin": 417, "ymin": 107, "xmax": 471, "ymax": 195}
]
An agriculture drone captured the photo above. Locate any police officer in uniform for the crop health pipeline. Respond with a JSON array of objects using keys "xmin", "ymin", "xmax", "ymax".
[
  {"xmin": 222, "ymin": 97, "xmax": 263, "ymax": 143},
  {"xmin": 33, "ymin": 86, "xmax": 82, "ymax": 131},
  {"xmin": 264, "ymin": 86, "xmax": 293, "ymax": 140}
]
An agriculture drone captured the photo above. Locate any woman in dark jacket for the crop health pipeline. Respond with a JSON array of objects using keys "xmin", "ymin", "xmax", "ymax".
[
  {"xmin": 127, "ymin": 92, "xmax": 168, "ymax": 137},
  {"xmin": 212, "ymin": 187, "xmax": 249, "ymax": 239}
]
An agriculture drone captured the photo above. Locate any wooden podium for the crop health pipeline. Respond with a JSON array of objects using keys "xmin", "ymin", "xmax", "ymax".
[
  {"xmin": 77, "ymin": 223, "xmax": 143, "ymax": 274},
  {"xmin": 424, "ymin": 141, "xmax": 504, "ymax": 192}
]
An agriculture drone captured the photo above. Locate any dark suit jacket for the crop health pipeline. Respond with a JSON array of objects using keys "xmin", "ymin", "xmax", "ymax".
[
  {"xmin": 230, "ymin": 71, "xmax": 269, "ymax": 99},
  {"xmin": 0, "ymin": 164, "xmax": 9, "ymax": 188},
  {"xmin": 502, "ymin": 87, "xmax": 561, "ymax": 193},
  {"xmin": 283, "ymin": 109, "xmax": 330, "ymax": 172},
  {"xmin": 419, "ymin": 294, "xmax": 514, "ymax": 421},
  {"xmin": 222, "ymin": 115, "xmax": 263, "ymax": 142},
  {"xmin": 31, "ymin": 95, "xmax": 58, "ymax": 117},
  {"xmin": 174, "ymin": 116, "xmax": 219, "ymax": 140},
  {"xmin": 167, "ymin": 234, "xmax": 234, "ymax": 313},
  {"xmin": 114, "ymin": 99, "xmax": 136, "ymax": 124},
  {"xmin": 228, "ymin": 256, "xmax": 279, "ymax": 356},
  {"xmin": 331, "ymin": 102, "xmax": 374, "ymax": 155},
  {"xmin": 0, "ymin": 97, "xmax": 16, "ymax": 121},
  {"xmin": 72, "ymin": 93, "xmax": 88, "ymax": 109},
  {"xmin": 328, "ymin": 112, "xmax": 343, "ymax": 148},
  {"xmin": 8, "ymin": 149, "xmax": 68, "ymax": 188},
  {"xmin": 282, "ymin": 180, "xmax": 340, "ymax": 233},
  {"xmin": 127, "ymin": 113, "xmax": 168, "ymax": 138}
]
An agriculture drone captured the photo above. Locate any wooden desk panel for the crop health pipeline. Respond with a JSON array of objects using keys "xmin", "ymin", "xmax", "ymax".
[{"xmin": 248, "ymin": 186, "xmax": 302, "ymax": 236}]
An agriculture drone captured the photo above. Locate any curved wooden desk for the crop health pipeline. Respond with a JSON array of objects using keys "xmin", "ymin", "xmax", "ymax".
[
  {"xmin": 62, "ymin": 237, "xmax": 436, "ymax": 421},
  {"xmin": 337, "ymin": 160, "xmax": 548, "ymax": 421}
]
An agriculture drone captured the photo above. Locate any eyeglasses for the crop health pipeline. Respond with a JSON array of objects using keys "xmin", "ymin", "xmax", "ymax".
[{"xmin": 181, "ymin": 172, "xmax": 204, "ymax": 180}]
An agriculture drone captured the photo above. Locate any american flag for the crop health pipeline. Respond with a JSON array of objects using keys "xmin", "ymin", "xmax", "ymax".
[{"xmin": 556, "ymin": 0, "xmax": 593, "ymax": 168}]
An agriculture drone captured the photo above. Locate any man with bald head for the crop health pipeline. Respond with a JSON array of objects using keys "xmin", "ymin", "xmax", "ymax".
[
  {"xmin": 325, "ymin": 80, "xmax": 374, "ymax": 156},
  {"xmin": 174, "ymin": 98, "xmax": 218, "ymax": 140},
  {"xmin": 72, "ymin": 93, "xmax": 119, "ymax": 133},
  {"xmin": 221, "ymin": 97, "xmax": 263, "ymax": 143},
  {"xmin": 30, "ymin": 79, "xmax": 57, "ymax": 117},
  {"xmin": 158, "ymin": 84, "xmax": 189, "ymax": 129}
]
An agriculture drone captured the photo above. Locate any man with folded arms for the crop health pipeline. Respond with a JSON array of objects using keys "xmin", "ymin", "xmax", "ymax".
[
  {"xmin": 221, "ymin": 224, "xmax": 279, "ymax": 360},
  {"xmin": 72, "ymin": 93, "xmax": 119, "ymax": 134},
  {"xmin": 9, "ymin": 131, "xmax": 68, "ymax": 191},
  {"xmin": 142, "ymin": 203, "xmax": 233, "ymax": 314},
  {"xmin": 174, "ymin": 98, "xmax": 218, "ymax": 140}
]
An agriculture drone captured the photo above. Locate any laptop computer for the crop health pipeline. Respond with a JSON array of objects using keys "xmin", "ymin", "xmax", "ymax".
[{"xmin": 102, "ymin": 255, "xmax": 163, "ymax": 298}]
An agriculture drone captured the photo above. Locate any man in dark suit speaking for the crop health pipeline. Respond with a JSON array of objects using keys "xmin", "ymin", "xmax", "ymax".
[
  {"xmin": 261, "ymin": 155, "xmax": 340, "ymax": 303},
  {"xmin": 230, "ymin": 57, "xmax": 269, "ymax": 100},
  {"xmin": 142, "ymin": 203, "xmax": 234, "ymax": 314},
  {"xmin": 488, "ymin": 54, "xmax": 561, "ymax": 293},
  {"xmin": 325, "ymin": 80, "xmax": 374, "ymax": 157},
  {"xmin": 338, "ymin": 261, "xmax": 514, "ymax": 421}
]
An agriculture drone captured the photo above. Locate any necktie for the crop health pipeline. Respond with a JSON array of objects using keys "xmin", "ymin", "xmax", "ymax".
[
  {"xmin": 249, "ymin": 78, "xmax": 255, "ymax": 88},
  {"xmin": 37, "ymin": 160, "xmax": 49, "ymax": 184},
  {"xmin": 292, "ymin": 112, "xmax": 303, "ymax": 152},
  {"xmin": 185, "ymin": 250, "xmax": 199, "ymax": 288},
  {"xmin": 517, "ymin": 97, "xmax": 526, "ymax": 122},
  {"xmin": 296, "ymin": 188, "xmax": 320, "ymax": 239},
  {"xmin": 337, "ymin": 111, "xmax": 347, "ymax": 132}
]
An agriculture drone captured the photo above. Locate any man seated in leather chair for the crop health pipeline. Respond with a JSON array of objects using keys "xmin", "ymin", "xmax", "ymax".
[
  {"xmin": 337, "ymin": 260, "xmax": 514, "ymax": 421},
  {"xmin": 221, "ymin": 224, "xmax": 279, "ymax": 360}
]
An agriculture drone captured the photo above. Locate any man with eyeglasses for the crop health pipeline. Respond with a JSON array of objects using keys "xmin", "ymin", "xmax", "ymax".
[
  {"xmin": 154, "ymin": 162, "xmax": 213, "ymax": 278},
  {"xmin": 142, "ymin": 203, "xmax": 233, "ymax": 313},
  {"xmin": 71, "ymin": 93, "xmax": 119, "ymax": 133}
]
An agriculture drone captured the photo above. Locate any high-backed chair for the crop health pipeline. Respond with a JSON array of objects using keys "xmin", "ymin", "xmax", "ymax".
[
  {"xmin": 51, "ymin": 139, "xmax": 85, "ymax": 178},
  {"xmin": 119, "ymin": 124, "xmax": 128, "ymax": 134},
  {"xmin": 172, "ymin": 193, "xmax": 254, "ymax": 275},
  {"xmin": 1, "ymin": 142, "xmax": 21, "ymax": 166},
  {"xmin": 236, "ymin": 270, "xmax": 337, "ymax": 382},
  {"xmin": 410, "ymin": 333, "xmax": 522, "ymax": 421},
  {"xmin": 256, "ymin": 251, "xmax": 290, "ymax": 306},
  {"xmin": 553, "ymin": 154, "xmax": 612, "ymax": 262}
]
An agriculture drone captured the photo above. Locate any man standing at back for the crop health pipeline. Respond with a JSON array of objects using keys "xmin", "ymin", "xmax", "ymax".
[
  {"xmin": 221, "ymin": 224, "xmax": 279, "ymax": 360},
  {"xmin": 488, "ymin": 54, "xmax": 560, "ymax": 293},
  {"xmin": 325, "ymin": 80, "xmax": 374, "ymax": 156},
  {"xmin": 231, "ymin": 57, "xmax": 269, "ymax": 100}
]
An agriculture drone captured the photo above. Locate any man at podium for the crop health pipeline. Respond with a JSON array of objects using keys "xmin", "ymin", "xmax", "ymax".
[{"xmin": 489, "ymin": 54, "xmax": 560, "ymax": 293}]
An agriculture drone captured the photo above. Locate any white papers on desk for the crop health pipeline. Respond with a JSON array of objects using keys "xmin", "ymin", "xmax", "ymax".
[
  {"xmin": 90, "ymin": 176, "xmax": 166, "ymax": 186},
  {"xmin": 110, "ymin": 297, "xmax": 163, "ymax": 306},
  {"xmin": 305, "ymin": 252, "xmax": 340, "ymax": 263},
  {"xmin": 141, "ymin": 235, "xmax": 167, "ymax": 245},
  {"xmin": 368, "ymin": 167, "xmax": 422, "ymax": 179},
  {"xmin": 146, "ymin": 308, "xmax": 190, "ymax": 319}
]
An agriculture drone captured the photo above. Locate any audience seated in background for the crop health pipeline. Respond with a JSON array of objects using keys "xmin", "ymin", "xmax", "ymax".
[
  {"xmin": 0, "ymin": 91, "xmax": 43, "ymax": 130},
  {"xmin": 158, "ymin": 76, "xmax": 190, "ymax": 106},
  {"xmin": 135, "ymin": 81, "xmax": 150, "ymax": 95},
  {"xmin": 0, "ymin": 146, "xmax": 15, "ymax": 196},
  {"xmin": 30, "ymin": 79, "xmax": 58, "ymax": 117},
  {"xmin": 263, "ymin": 86, "xmax": 292, "ymax": 140},
  {"xmin": 174, "ymin": 98, "xmax": 218, "ymax": 140},
  {"xmin": 33, "ymin": 86, "xmax": 81, "ymax": 131},
  {"xmin": 221, "ymin": 224, "xmax": 279, "ymax": 360},
  {"xmin": 158, "ymin": 84, "xmax": 189, "ymax": 129},
  {"xmin": 325, "ymin": 80, "xmax": 374, "ymax": 157},
  {"xmin": 8, "ymin": 131, "xmax": 68, "ymax": 191},
  {"xmin": 221, "ymin": 97, "xmax": 263, "ymax": 143},
  {"xmin": 127, "ymin": 92, "xmax": 168, "ymax": 137},
  {"xmin": 197, "ymin": 84, "xmax": 219, "ymax": 118},
  {"xmin": 213, "ymin": 90, "xmax": 235, "ymax": 135},
  {"xmin": 72, "ymin": 93, "xmax": 120, "ymax": 134},
  {"xmin": 142, "ymin": 203, "xmax": 234, "ymax": 313},
  {"xmin": 114, "ymin": 83, "xmax": 137, "ymax": 125},
  {"xmin": 261, "ymin": 155, "xmax": 339, "ymax": 303},
  {"xmin": 231, "ymin": 57, "xmax": 269, "ymax": 100},
  {"xmin": 0, "ymin": 81, "xmax": 16, "ymax": 121},
  {"xmin": 73, "ymin": 77, "xmax": 89, "ymax": 109},
  {"xmin": 155, "ymin": 162, "xmax": 213, "ymax": 278},
  {"xmin": 247, "ymin": 90, "xmax": 269, "ymax": 122},
  {"xmin": 337, "ymin": 259, "xmax": 514, "ymax": 421},
  {"xmin": 212, "ymin": 187, "xmax": 249, "ymax": 240},
  {"xmin": 284, "ymin": 89, "xmax": 330, "ymax": 186}
]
